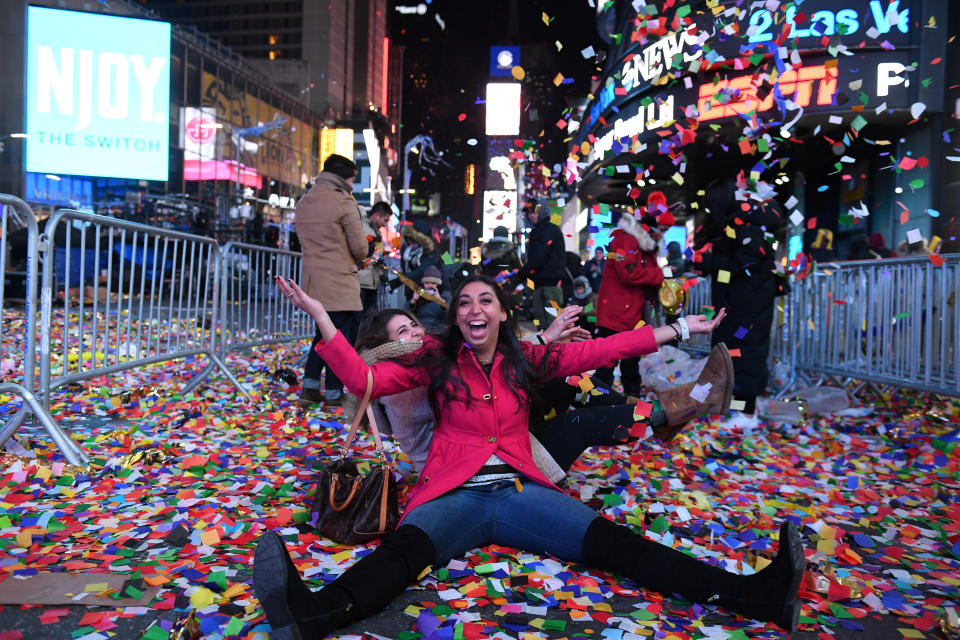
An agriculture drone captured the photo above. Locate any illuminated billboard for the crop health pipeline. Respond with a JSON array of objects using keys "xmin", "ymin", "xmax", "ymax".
[
  {"xmin": 320, "ymin": 128, "xmax": 354, "ymax": 168},
  {"xmin": 485, "ymin": 83, "xmax": 521, "ymax": 136},
  {"xmin": 25, "ymin": 7, "xmax": 171, "ymax": 181},
  {"xmin": 481, "ymin": 190, "xmax": 517, "ymax": 242}
]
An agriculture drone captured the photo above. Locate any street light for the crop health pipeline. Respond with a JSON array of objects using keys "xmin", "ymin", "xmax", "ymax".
[
  {"xmin": 0, "ymin": 133, "xmax": 28, "ymax": 154},
  {"xmin": 232, "ymin": 116, "xmax": 286, "ymax": 204}
]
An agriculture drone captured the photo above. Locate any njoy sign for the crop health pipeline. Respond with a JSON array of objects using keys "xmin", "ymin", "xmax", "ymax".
[{"xmin": 36, "ymin": 46, "xmax": 167, "ymax": 133}]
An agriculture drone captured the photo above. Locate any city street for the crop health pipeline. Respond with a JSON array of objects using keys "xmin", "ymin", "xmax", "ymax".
[{"xmin": 0, "ymin": 336, "xmax": 956, "ymax": 640}]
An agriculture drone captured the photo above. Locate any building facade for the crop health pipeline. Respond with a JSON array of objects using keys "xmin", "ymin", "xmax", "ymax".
[{"xmin": 571, "ymin": 0, "xmax": 957, "ymax": 257}]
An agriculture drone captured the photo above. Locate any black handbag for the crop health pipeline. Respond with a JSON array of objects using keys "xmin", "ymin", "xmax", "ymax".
[{"xmin": 310, "ymin": 370, "xmax": 398, "ymax": 544}]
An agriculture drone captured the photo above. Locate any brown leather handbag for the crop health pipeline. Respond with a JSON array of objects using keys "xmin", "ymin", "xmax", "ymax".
[{"xmin": 310, "ymin": 370, "xmax": 398, "ymax": 544}]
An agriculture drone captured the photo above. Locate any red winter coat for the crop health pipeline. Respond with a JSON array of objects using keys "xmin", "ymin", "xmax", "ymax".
[
  {"xmin": 315, "ymin": 327, "xmax": 658, "ymax": 517},
  {"xmin": 596, "ymin": 217, "xmax": 665, "ymax": 333}
]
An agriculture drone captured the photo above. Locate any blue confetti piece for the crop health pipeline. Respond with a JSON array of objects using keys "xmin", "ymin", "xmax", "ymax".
[
  {"xmin": 818, "ymin": 185, "xmax": 829, "ymax": 192},
  {"xmin": 853, "ymin": 533, "xmax": 875, "ymax": 548},
  {"xmin": 927, "ymin": 208, "xmax": 941, "ymax": 217},
  {"xmin": 734, "ymin": 326, "xmax": 748, "ymax": 340}
]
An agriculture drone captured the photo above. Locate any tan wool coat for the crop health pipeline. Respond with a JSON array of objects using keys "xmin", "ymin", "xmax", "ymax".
[{"xmin": 295, "ymin": 172, "xmax": 368, "ymax": 311}]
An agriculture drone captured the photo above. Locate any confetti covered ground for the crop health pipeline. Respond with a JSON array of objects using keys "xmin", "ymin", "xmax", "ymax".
[{"xmin": 0, "ymin": 312, "xmax": 958, "ymax": 640}]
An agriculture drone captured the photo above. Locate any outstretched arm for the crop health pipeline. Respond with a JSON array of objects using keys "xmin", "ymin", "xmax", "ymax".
[
  {"xmin": 527, "ymin": 309, "xmax": 727, "ymax": 379},
  {"xmin": 275, "ymin": 276, "xmax": 428, "ymax": 396}
]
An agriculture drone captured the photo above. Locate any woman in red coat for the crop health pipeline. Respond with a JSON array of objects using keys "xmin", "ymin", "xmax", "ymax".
[{"xmin": 257, "ymin": 274, "xmax": 806, "ymax": 639}]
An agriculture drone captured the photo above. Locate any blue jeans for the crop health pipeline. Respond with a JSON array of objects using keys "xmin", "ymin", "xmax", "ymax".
[{"xmin": 401, "ymin": 479, "xmax": 600, "ymax": 567}]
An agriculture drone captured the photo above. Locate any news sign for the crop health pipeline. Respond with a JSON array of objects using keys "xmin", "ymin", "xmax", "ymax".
[{"xmin": 25, "ymin": 7, "xmax": 171, "ymax": 180}]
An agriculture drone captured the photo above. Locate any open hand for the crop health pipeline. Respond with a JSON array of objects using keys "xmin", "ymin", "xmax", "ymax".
[
  {"xmin": 275, "ymin": 276, "xmax": 325, "ymax": 320},
  {"xmin": 543, "ymin": 305, "xmax": 588, "ymax": 344},
  {"xmin": 683, "ymin": 307, "xmax": 726, "ymax": 334}
]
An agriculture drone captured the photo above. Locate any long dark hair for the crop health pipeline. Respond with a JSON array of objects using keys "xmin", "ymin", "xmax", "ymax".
[
  {"xmin": 355, "ymin": 308, "xmax": 420, "ymax": 351},
  {"xmin": 415, "ymin": 274, "xmax": 558, "ymax": 421}
]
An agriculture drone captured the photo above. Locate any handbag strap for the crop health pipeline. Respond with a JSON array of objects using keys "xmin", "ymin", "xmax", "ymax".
[{"xmin": 341, "ymin": 369, "xmax": 388, "ymax": 457}]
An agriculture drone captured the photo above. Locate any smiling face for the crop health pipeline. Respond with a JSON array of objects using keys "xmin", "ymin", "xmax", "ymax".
[
  {"xmin": 455, "ymin": 281, "xmax": 506, "ymax": 361},
  {"xmin": 386, "ymin": 313, "xmax": 425, "ymax": 342}
]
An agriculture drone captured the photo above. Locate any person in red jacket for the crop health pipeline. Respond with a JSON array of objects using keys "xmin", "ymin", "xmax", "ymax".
[
  {"xmin": 594, "ymin": 204, "xmax": 666, "ymax": 396},
  {"xmin": 256, "ymin": 274, "xmax": 807, "ymax": 639}
]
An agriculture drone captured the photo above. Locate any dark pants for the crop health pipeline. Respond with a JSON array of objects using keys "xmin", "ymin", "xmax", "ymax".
[
  {"xmin": 593, "ymin": 326, "xmax": 642, "ymax": 395},
  {"xmin": 531, "ymin": 403, "xmax": 638, "ymax": 471},
  {"xmin": 360, "ymin": 287, "xmax": 379, "ymax": 316},
  {"xmin": 303, "ymin": 310, "xmax": 361, "ymax": 394}
]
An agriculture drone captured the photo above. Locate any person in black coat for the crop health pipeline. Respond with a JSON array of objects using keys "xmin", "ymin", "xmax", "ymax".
[
  {"xmin": 518, "ymin": 199, "xmax": 566, "ymax": 329},
  {"xmin": 693, "ymin": 175, "xmax": 787, "ymax": 428}
]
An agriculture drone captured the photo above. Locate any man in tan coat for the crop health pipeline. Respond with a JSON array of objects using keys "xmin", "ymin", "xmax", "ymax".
[{"xmin": 295, "ymin": 154, "xmax": 368, "ymax": 405}]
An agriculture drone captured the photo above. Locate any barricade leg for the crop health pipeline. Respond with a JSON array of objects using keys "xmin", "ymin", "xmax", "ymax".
[
  {"xmin": 0, "ymin": 385, "xmax": 89, "ymax": 466},
  {"xmin": 181, "ymin": 357, "xmax": 255, "ymax": 403}
]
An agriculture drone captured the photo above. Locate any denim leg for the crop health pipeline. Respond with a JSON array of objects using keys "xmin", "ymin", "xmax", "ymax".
[
  {"xmin": 401, "ymin": 486, "xmax": 496, "ymax": 567},
  {"xmin": 402, "ymin": 482, "xmax": 600, "ymax": 567},
  {"xmin": 492, "ymin": 481, "xmax": 599, "ymax": 563}
]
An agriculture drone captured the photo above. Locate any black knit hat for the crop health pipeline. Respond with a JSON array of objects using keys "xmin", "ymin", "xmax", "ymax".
[{"xmin": 323, "ymin": 154, "xmax": 358, "ymax": 180}]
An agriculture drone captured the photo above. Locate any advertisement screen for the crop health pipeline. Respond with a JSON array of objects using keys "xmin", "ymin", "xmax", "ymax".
[
  {"xmin": 481, "ymin": 190, "xmax": 517, "ymax": 242},
  {"xmin": 485, "ymin": 83, "xmax": 521, "ymax": 136},
  {"xmin": 26, "ymin": 7, "xmax": 171, "ymax": 180}
]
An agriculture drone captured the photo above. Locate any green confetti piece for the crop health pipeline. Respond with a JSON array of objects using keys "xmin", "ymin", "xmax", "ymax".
[
  {"xmin": 893, "ymin": 312, "xmax": 911, "ymax": 319},
  {"xmin": 543, "ymin": 619, "xmax": 567, "ymax": 631},
  {"xmin": 701, "ymin": 306, "xmax": 717, "ymax": 321},
  {"xmin": 828, "ymin": 602, "xmax": 855, "ymax": 619},
  {"xmin": 910, "ymin": 178, "xmax": 925, "ymax": 189},
  {"xmin": 851, "ymin": 115, "xmax": 868, "ymax": 132},
  {"xmin": 140, "ymin": 626, "xmax": 169, "ymax": 640},
  {"xmin": 474, "ymin": 562, "xmax": 499, "ymax": 574},
  {"xmin": 124, "ymin": 585, "xmax": 144, "ymax": 599},
  {"xmin": 441, "ymin": 252, "xmax": 453, "ymax": 265},
  {"xmin": 602, "ymin": 493, "xmax": 624, "ymax": 507},
  {"xmin": 210, "ymin": 571, "xmax": 228, "ymax": 590},
  {"xmin": 676, "ymin": 4, "xmax": 691, "ymax": 18},
  {"xmin": 838, "ymin": 214, "xmax": 855, "ymax": 226},
  {"xmin": 650, "ymin": 514, "xmax": 669, "ymax": 533},
  {"xmin": 224, "ymin": 616, "xmax": 244, "ymax": 636}
]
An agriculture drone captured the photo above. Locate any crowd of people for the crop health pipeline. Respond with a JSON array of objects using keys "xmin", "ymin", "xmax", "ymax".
[{"xmin": 257, "ymin": 152, "xmax": 936, "ymax": 638}]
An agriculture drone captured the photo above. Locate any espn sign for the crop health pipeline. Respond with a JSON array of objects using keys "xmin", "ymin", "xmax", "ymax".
[{"xmin": 697, "ymin": 64, "xmax": 839, "ymax": 122}]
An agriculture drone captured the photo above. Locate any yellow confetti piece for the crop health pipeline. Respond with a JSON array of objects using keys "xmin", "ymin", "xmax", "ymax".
[
  {"xmin": 16, "ymin": 530, "xmax": 32, "ymax": 548},
  {"xmin": 84, "ymin": 582, "xmax": 109, "ymax": 593},
  {"xmin": 541, "ymin": 11, "xmax": 550, "ymax": 25},
  {"xmin": 201, "ymin": 529, "xmax": 221, "ymax": 546},
  {"xmin": 577, "ymin": 376, "xmax": 595, "ymax": 393},
  {"xmin": 550, "ymin": 213, "xmax": 562, "ymax": 225},
  {"xmin": 33, "ymin": 466, "xmax": 51, "ymax": 481},
  {"xmin": 222, "ymin": 583, "xmax": 247, "ymax": 599},
  {"xmin": 331, "ymin": 550, "xmax": 353, "ymax": 563},
  {"xmin": 526, "ymin": 278, "xmax": 535, "ymax": 290},
  {"xmin": 511, "ymin": 66, "xmax": 525, "ymax": 81},
  {"xmin": 553, "ymin": 73, "xmax": 564, "ymax": 86},
  {"xmin": 816, "ymin": 538, "xmax": 836, "ymax": 555},
  {"xmin": 190, "ymin": 587, "xmax": 216, "ymax": 610},
  {"xmin": 724, "ymin": 226, "xmax": 736, "ymax": 238},
  {"xmin": 898, "ymin": 629, "xmax": 926, "ymax": 638},
  {"xmin": 717, "ymin": 270, "xmax": 731, "ymax": 284}
]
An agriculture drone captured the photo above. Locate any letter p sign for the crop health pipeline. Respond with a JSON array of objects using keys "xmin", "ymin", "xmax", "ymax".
[{"xmin": 877, "ymin": 62, "xmax": 908, "ymax": 97}]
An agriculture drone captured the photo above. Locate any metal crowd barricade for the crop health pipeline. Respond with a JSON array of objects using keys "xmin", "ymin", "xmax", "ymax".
[
  {"xmin": 212, "ymin": 242, "xmax": 313, "ymax": 381},
  {"xmin": 35, "ymin": 209, "xmax": 252, "ymax": 415},
  {"xmin": 0, "ymin": 195, "xmax": 88, "ymax": 465},
  {"xmin": 781, "ymin": 256, "xmax": 960, "ymax": 397},
  {"xmin": 660, "ymin": 275, "xmax": 797, "ymax": 394}
]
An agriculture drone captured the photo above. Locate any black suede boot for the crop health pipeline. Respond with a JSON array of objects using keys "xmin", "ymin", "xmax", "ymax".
[
  {"xmin": 330, "ymin": 524, "xmax": 436, "ymax": 618},
  {"xmin": 582, "ymin": 517, "xmax": 805, "ymax": 632},
  {"xmin": 254, "ymin": 526, "xmax": 435, "ymax": 639},
  {"xmin": 254, "ymin": 531, "xmax": 354, "ymax": 640}
]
